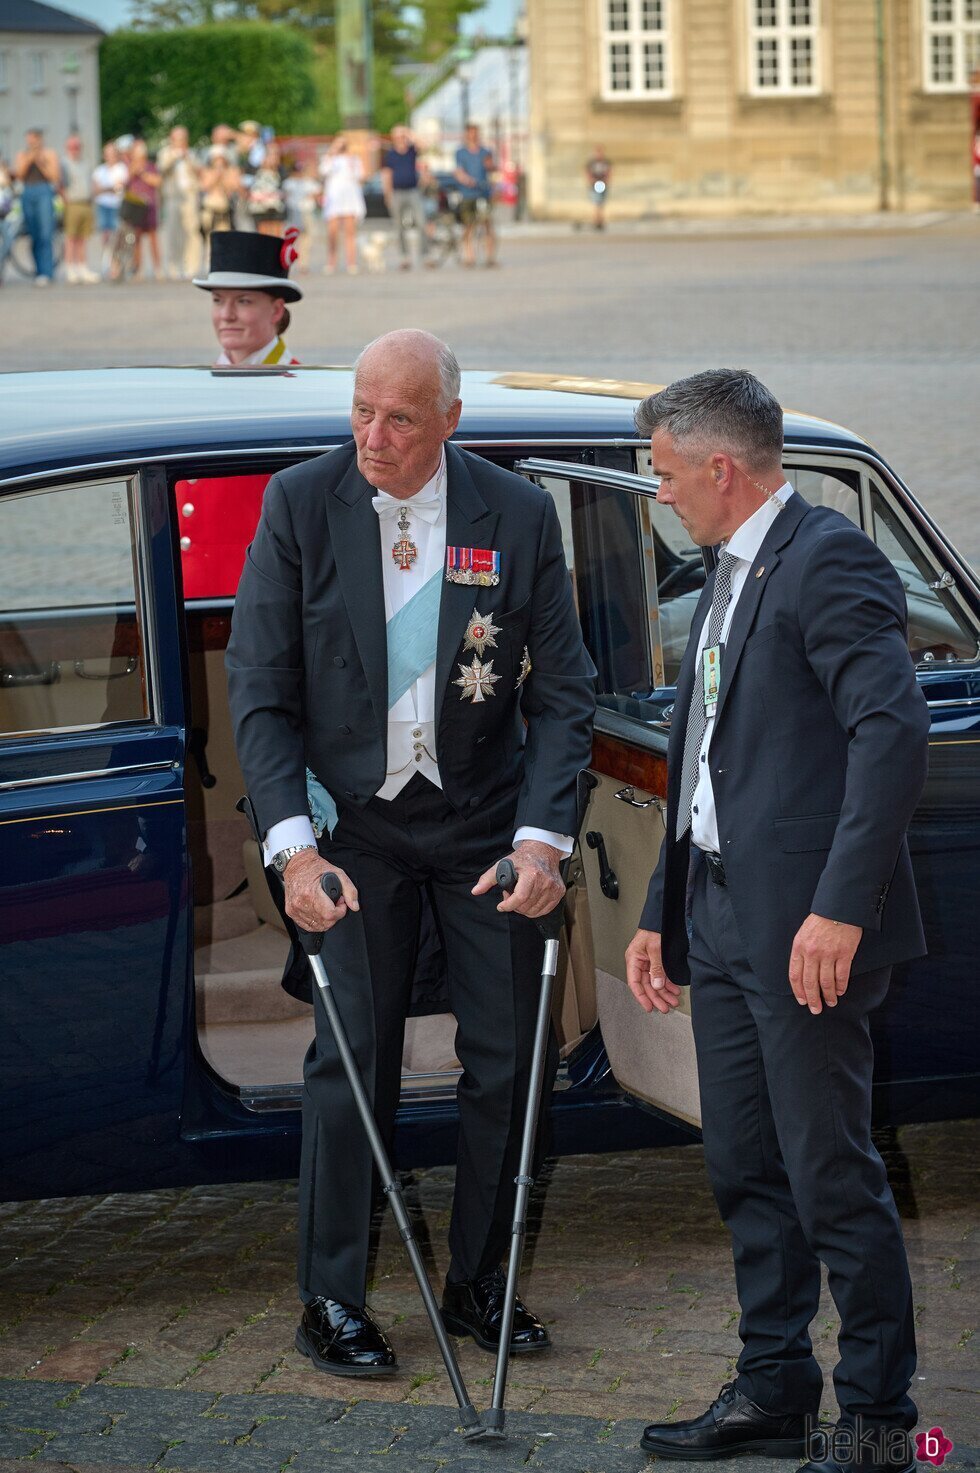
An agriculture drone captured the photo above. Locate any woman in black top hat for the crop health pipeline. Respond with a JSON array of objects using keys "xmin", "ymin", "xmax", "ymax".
[{"xmin": 194, "ymin": 228, "xmax": 302, "ymax": 366}]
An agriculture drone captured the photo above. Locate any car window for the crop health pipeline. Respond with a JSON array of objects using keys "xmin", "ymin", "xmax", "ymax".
[
  {"xmin": 636, "ymin": 457, "xmax": 863, "ymax": 686},
  {"xmin": 0, "ymin": 478, "xmax": 150, "ymax": 738},
  {"xmin": 869, "ymin": 488, "xmax": 978, "ymax": 663},
  {"xmin": 784, "ymin": 465, "xmax": 860, "ymax": 525},
  {"xmin": 536, "ymin": 475, "xmax": 655, "ymax": 714}
]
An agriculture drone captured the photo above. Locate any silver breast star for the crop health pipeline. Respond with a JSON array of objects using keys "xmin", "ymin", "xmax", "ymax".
[{"xmin": 464, "ymin": 608, "xmax": 501, "ymax": 657}]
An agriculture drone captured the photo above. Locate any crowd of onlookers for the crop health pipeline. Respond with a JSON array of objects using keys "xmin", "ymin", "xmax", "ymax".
[{"xmin": 0, "ymin": 117, "xmax": 505, "ymax": 286}]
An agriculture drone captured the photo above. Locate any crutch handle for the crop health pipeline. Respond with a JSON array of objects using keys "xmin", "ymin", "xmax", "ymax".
[
  {"xmin": 496, "ymin": 856, "xmax": 565, "ymax": 941},
  {"xmin": 296, "ymin": 871, "xmax": 344, "ymax": 957}
]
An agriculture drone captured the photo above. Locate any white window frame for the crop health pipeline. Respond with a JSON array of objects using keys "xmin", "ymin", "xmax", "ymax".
[
  {"xmin": 922, "ymin": 0, "xmax": 980, "ymax": 92},
  {"xmin": 600, "ymin": 0, "xmax": 674, "ymax": 102},
  {"xmin": 29, "ymin": 51, "xmax": 46, "ymax": 93},
  {"xmin": 747, "ymin": 0, "xmax": 822, "ymax": 98}
]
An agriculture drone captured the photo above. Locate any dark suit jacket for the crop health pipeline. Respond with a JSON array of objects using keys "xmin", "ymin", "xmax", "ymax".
[
  {"xmin": 226, "ymin": 440, "xmax": 597, "ymax": 843},
  {"xmin": 640, "ymin": 492, "xmax": 930, "ymax": 992}
]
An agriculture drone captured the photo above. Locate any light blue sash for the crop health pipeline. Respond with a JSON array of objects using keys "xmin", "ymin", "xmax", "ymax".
[{"xmin": 306, "ymin": 570, "xmax": 443, "ymax": 838}]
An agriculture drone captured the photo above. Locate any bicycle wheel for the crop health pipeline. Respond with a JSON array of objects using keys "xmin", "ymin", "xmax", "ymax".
[
  {"xmin": 9, "ymin": 229, "xmax": 37, "ymax": 279},
  {"xmin": 110, "ymin": 228, "xmax": 137, "ymax": 283}
]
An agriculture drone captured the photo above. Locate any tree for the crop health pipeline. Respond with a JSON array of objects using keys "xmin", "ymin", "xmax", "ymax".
[{"xmin": 99, "ymin": 25, "xmax": 317, "ymax": 144}]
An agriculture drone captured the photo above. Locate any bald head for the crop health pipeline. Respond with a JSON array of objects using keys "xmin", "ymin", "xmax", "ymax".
[
  {"xmin": 354, "ymin": 330, "xmax": 460, "ymax": 413},
  {"xmin": 351, "ymin": 330, "xmax": 462, "ymax": 498}
]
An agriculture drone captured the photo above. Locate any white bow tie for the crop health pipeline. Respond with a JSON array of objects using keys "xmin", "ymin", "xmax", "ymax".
[{"xmin": 371, "ymin": 493, "xmax": 442, "ymax": 525}]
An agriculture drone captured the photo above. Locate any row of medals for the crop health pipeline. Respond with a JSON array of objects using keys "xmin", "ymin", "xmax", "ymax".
[{"xmin": 391, "ymin": 506, "xmax": 530, "ymax": 703}]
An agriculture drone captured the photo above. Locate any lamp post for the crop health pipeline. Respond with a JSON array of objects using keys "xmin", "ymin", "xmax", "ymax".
[{"xmin": 454, "ymin": 43, "xmax": 475, "ymax": 134}]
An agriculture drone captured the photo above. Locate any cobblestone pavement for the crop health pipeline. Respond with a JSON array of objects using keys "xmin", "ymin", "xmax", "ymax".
[
  {"xmin": 0, "ymin": 221, "xmax": 977, "ymax": 569},
  {"xmin": 0, "ymin": 1122, "xmax": 976, "ymax": 1472}
]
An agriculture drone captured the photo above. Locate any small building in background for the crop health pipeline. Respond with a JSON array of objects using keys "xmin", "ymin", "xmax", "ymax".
[
  {"xmin": 410, "ymin": 43, "xmax": 529, "ymax": 177},
  {"xmin": 527, "ymin": 0, "xmax": 978, "ymax": 218},
  {"xmin": 0, "ymin": 0, "xmax": 103, "ymax": 165}
]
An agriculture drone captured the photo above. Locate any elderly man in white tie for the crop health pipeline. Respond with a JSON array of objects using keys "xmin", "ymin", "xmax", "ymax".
[{"xmin": 226, "ymin": 329, "xmax": 597, "ymax": 1377}]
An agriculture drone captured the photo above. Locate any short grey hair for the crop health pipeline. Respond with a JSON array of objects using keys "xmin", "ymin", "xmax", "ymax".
[
  {"xmin": 353, "ymin": 330, "xmax": 461, "ymax": 413},
  {"xmin": 634, "ymin": 369, "xmax": 783, "ymax": 471}
]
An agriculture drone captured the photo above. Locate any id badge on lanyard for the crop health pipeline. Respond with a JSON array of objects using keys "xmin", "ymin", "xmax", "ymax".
[{"xmin": 702, "ymin": 644, "xmax": 722, "ymax": 717}]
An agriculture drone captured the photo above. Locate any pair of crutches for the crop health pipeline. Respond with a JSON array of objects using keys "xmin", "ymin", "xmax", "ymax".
[{"xmin": 253, "ymin": 770, "xmax": 593, "ymax": 1441}]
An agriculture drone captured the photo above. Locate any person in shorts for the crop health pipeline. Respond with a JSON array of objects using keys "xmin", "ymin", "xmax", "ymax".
[
  {"xmin": 454, "ymin": 123, "xmax": 496, "ymax": 268},
  {"xmin": 61, "ymin": 134, "xmax": 98, "ymax": 283}
]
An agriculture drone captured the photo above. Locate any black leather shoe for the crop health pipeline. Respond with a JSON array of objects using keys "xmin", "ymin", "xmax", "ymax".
[
  {"xmin": 801, "ymin": 1420, "xmax": 915, "ymax": 1473},
  {"xmin": 441, "ymin": 1267, "xmax": 550, "ymax": 1353},
  {"xmin": 295, "ymin": 1297, "xmax": 397, "ymax": 1376},
  {"xmin": 640, "ymin": 1382, "xmax": 811, "ymax": 1458}
]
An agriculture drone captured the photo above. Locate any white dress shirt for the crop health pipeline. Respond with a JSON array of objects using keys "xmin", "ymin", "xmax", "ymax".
[
  {"xmin": 690, "ymin": 483, "xmax": 793, "ymax": 855},
  {"xmin": 263, "ymin": 449, "xmax": 572, "ymax": 863}
]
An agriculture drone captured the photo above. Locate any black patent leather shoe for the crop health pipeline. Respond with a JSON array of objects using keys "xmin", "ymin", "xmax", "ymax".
[
  {"xmin": 295, "ymin": 1297, "xmax": 397, "ymax": 1376},
  {"xmin": 441, "ymin": 1267, "xmax": 550, "ymax": 1353},
  {"xmin": 640, "ymin": 1382, "xmax": 811, "ymax": 1458},
  {"xmin": 800, "ymin": 1421, "xmax": 915, "ymax": 1473}
]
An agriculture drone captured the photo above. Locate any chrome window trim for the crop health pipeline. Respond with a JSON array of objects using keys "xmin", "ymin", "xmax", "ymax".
[
  {"xmin": 0, "ymin": 438, "xmax": 643, "ymax": 493},
  {"xmin": 0, "ymin": 761, "xmax": 175, "ymax": 794},
  {"xmin": 134, "ymin": 469, "xmax": 164, "ymax": 728}
]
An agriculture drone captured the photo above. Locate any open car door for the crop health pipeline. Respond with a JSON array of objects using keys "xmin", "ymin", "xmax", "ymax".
[{"xmin": 515, "ymin": 458, "xmax": 706, "ymax": 1130}]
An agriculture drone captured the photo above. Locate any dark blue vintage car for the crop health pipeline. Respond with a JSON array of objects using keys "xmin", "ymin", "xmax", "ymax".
[{"xmin": 1, "ymin": 367, "xmax": 977, "ymax": 1203}]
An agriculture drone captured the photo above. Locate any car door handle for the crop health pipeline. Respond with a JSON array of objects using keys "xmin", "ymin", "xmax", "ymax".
[
  {"xmin": 585, "ymin": 830, "xmax": 619, "ymax": 900},
  {"xmin": 0, "ymin": 661, "xmax": 60, "ymax": 687},
  {"xmin": 614, "ymin": 785, "xmax": 664, "ymax": 816}
]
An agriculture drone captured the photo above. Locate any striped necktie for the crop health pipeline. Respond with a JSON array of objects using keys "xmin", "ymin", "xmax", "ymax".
[{"xmin": 676, "ymin": 550, "xmax": 737, "ymax": 841}]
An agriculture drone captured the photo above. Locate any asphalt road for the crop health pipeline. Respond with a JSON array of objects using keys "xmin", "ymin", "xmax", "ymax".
[{"xmin": 1, "ymin": 218, "xmax": 977, "ymax": 568}]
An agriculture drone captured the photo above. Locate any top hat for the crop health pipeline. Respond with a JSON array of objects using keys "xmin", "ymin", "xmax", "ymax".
[{"xmin": 193, "ymin": 230, "xmax": 302, "ymax": 302}]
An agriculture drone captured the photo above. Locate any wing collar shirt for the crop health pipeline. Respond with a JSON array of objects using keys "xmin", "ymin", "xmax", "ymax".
[
  {"xmin": 690, "ymin": 482, "xmax": 793, "ymax": 856},
  {"xmin": 263, "ymin": 448, "xmax": 571, "ymax": 862}
]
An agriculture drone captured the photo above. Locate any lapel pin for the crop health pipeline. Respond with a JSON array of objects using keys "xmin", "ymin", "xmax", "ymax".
[{"xmin": 755, "ymin": 565, "xmax": 765, "ymax": 578}]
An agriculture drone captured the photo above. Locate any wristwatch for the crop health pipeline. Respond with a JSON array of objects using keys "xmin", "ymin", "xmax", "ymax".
[{"xmin": 270, "ymin": 843, "xmax": 317, "ymax": 876}]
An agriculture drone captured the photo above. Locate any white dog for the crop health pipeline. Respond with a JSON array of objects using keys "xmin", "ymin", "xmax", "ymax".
[{"xmin": 360, "ymin": 232, "xmax": 388, "ymax": 274}]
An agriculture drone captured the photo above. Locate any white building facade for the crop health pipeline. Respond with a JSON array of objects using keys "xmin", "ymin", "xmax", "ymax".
[{"xmin": 0, "ymin": 0, "xmax": 103, "ymax": 166}]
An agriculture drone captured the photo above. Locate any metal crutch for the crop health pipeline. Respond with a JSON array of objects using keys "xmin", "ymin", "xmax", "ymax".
[
  {"xmin": 294, "ymin": 870, "xmax": 489, "ymax": 1441},
  {"xmin": 478, "ymin": 770, "xmax": 596, "ymax": 1440}
]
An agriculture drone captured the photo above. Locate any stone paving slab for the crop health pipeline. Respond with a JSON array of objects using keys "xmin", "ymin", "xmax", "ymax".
[
  {"xmin": 0, "ymin": 1124, "xmax": 976, "ymax": 1470},
  {"xmin": 0, "ymin": 1386, "xmax": 978, "ymax": 1473}
]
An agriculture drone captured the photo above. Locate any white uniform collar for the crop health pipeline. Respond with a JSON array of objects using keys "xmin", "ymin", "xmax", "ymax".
[{"xmin": 214, "ymin": 334, "xmax": 281, "ymax": 368}]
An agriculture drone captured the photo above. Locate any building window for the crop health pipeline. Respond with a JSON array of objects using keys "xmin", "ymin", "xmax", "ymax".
[
  {"xmin": 601, "ymin": 0, "xmax": 673, "ymax": 99},
  {"xmin": 924, "ymin": 0, "xmax": 980, "ymax": 91},
  {"xmin": 29, "ymin": 51, "xmax": 46, "ymax": 92},
  {"xmin": 748, "ymin": 0, "xmax": 821, "ymax": 96}
]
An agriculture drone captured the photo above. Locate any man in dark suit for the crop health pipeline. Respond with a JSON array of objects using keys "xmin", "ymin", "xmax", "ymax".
[
  {"xmin": 226, "ymin": 329, "xmax": 595, "ymax": 1376},
  {"xmin": 625, "ymin": 370, "xmax": 928, "ymax": 1473}
]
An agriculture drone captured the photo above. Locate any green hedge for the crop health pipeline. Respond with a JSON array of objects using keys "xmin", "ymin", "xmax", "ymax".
[{"xmin": 99, "ymin": 24, "xmax": 318, "ymax": 144}]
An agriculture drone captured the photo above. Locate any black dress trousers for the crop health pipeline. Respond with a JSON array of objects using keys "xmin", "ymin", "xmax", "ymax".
[
  {"xmin": 297, "ymin": 772, "xmax": 556, "ymax": 1308},
  {"xmin": 687, "ymin": 859, "xmax": 917, "ymax": 1430}
]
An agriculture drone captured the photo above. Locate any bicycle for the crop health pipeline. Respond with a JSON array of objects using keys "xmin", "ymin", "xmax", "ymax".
[
  {"xmin": 107, "ymin": 194, "xmax": 147, "ymax": 283},
  {"xmin": 0, "ymin": 197, "xmax": 65, "ymax": 283}
]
